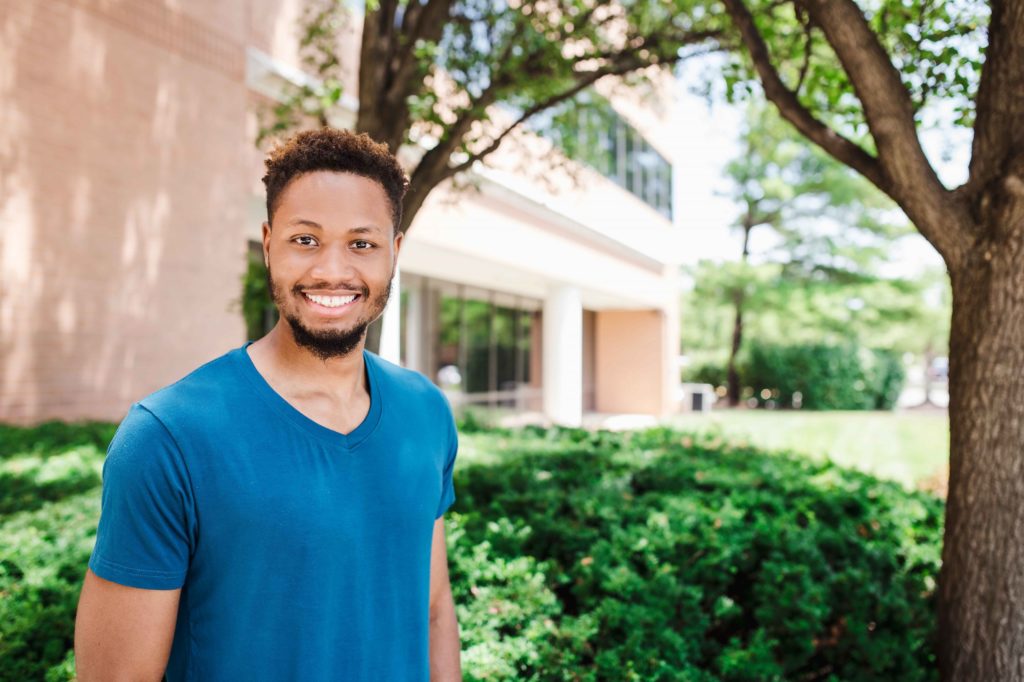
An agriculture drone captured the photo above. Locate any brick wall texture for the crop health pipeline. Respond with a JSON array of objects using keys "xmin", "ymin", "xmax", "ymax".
[{"xmin": 0, "ymin": 0, "xmax": 295, "ymax": 423}]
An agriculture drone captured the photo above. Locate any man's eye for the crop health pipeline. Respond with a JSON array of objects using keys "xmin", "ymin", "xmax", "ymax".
[
  {"xmin": 353, "ymin": 240, "xmax": 374, "ymax": 250},
  {"xmin": 293, "ymin": 236, "xmax": 317, "ymax": 247}
]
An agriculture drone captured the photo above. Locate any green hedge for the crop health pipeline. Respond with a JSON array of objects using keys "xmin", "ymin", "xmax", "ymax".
[
  {"xmin": 452, "ymin": 426, "xmax": 941, "ymax": 681},
  {"xmin": 0, "ymin": 421, "xmax": 116, "ymax": 459},
  {"xmin": 240, "ymin": 253, "xmax": 279, "ymax": 341},
  {"xmin": 0, "ymin": 492, "xmax": 98, "ymax": 682},
  {"xmin": 684, "ymin": 362, "xmax": 729, "ymax": 389},
  {"xmin": 741, "ymin": 343, "xmax": 906, "ymax": 410},
  {"xmin": 0, "ymin": 423, "xmax": 941, "ymax": 681}
]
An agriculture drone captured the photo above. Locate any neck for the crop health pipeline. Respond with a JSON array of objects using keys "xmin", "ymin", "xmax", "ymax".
[{"xmin": 252, "ymin": 321, "xmax": 367, "ymax": 399}]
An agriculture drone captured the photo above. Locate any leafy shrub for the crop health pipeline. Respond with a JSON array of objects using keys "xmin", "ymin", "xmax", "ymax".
[
  {"xmin": 0, "ymin": 447, "xmax": 104, "ymax": 516},
  {"xmin": 0, "ymin": 492, "xmax": 99, "ymax": 682},
  {"xmin": 866, "ymin": 349, "xmax": 906, "ymax": 410},
  {"xmin": 240, "ymin": 253, "xmax": 278, "ymax": 341},
  {"xmin": 44, "ymin": 650, "xmax": 76, "ymax": 682},
  {"xmin": 741, "ymin": 342, "xmax": 906, "ymax": 410},
  {"xmin": 453, "ymin": 427, "xmax": 941, "ymax": 680},
  {"xmin": 0, "ymin": 421, "xmax": 116, "ymax": 459},
  {"xmin": 456, "ymin": 407, "xmax": 499, "ymax": 434},
  {"xmin": 0, "ymin": 422, "xmax": 941, "ymax": 681},
  {"xmin": 685, "ymin": 362, "xmax": 728, "ymax": 389}
]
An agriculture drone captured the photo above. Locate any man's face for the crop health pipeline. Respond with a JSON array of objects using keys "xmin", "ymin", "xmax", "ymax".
[{"xmin": 262, "ymin": 171, "xmax": 402, "ymax": 360}]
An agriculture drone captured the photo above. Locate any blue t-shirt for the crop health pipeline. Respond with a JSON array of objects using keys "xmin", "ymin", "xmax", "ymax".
[{"xmin": 88, "ymin": 344, "xmax": 458, "ymax": 681}]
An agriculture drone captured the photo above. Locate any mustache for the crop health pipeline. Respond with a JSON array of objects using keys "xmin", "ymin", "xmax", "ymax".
[{"xmin": 291, "ymin": 282, "xmax": 369, "ymax": 297}]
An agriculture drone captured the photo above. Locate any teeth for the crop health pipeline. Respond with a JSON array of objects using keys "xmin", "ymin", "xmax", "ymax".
[{"xmin": 306, "ymin": 293, "xmax": 357, "ymax": 308}]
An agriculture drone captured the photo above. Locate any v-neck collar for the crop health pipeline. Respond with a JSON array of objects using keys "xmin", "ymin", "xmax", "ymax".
[{"xmin": 233, "ymin": 342, "xmax": 383, "ymax": 450}]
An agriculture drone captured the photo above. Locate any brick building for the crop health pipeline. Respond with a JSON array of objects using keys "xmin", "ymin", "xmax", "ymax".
[{"xmin": 0, "ymin": 0, "xmax": 682, "ymax": 426}]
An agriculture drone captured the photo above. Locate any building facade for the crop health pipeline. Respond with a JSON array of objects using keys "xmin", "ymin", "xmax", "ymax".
[{"xmin": 0, "ymin": 0, "xmax": 681, "ymax": 426}]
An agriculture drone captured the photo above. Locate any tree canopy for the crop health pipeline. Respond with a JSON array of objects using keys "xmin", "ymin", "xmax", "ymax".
[{"xmin": 262, "ymin": 0, "xmax": 723, "ymax": 232}]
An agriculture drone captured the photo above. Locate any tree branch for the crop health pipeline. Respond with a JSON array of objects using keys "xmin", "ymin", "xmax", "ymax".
[
  {"xmin": 794, "ymin": 10, "xmax": 812, "ymax": 93},
  {"xmin": 357, "ymin": 0, "xmax": 398, "ymax": 140},
  {"xmin": 721, "ymin": 0, "xmax": 887, "ymax": 189},
  {"xmin": 965, "ymin": 0, "xmax": 1024, "ymax": 203},
  {"xmin": 444, "ymin": 57, "xmax": 654, "ymax": 177},
  {"xmin": 382, "ymin": 0, "xmax": 454, "ymax": 115},
  {"xmin": 797, "ymin": 0, "xmax": 971, "ymax": 263},
  {"xmin": 396, "ymin": 23, "xmax": 719, "ymax": 233},
  {"xmin": 722, "ymin": 0, "xmax": 969, "ymax": 265}
]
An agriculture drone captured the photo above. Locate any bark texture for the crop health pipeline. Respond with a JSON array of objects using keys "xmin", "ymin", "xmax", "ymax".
[
  {"xmin": 938, "ymin": 0, "xmax": 1024, "ymax": 674},
  {"xmin": 941, "ymin": 227, "xmax": 1024, "ymax": 679}
]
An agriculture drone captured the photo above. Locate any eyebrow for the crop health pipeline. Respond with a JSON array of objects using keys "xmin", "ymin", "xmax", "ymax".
[{"xmin": 286, "ymin": 219, "xmax": 383, "ymax": 234}]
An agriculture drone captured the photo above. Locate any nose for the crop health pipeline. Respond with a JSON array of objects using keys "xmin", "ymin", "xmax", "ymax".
[{"xmin": 309, "ymin": 241, "xmax": 357, "ymax": 284}]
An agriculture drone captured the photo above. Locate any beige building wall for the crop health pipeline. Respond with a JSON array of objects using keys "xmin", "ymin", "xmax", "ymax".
[
  {"xmin": 0, "ymin": 0, "xmax": 298, "ymax": 423},
  {"xmin": 594, "ymin": 309, "xmax": 675, "ymax": 417}
]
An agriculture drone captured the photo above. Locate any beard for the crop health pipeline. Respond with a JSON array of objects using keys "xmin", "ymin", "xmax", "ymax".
[{"xmin": 267, "ymin": 264, "xmax": 393, "ymax": 361}]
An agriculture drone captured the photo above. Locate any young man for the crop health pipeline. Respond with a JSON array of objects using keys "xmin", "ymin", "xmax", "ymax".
[{"xmin": 74, "ymin": 129, "xmax": 462, "ymax": 681}]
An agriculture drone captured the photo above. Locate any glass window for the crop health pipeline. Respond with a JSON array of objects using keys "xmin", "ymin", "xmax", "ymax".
[
  {"xmin": 624, "ymin": 127, "xmax": 635, "ymax": 194},
  {"xmin": 526, "ymin": 89, "xmax": 673, "ymax": 218},
  {"xmin": 436, "ymin": 294, "xmax": 464, "ymax": 391},
  {"xmin": 404, "ymin": 277, "xmax": 541, "ymax": 409},
  {"xmin": 461, "ymin": 297, "xmax": 491, "ymax": 395}
]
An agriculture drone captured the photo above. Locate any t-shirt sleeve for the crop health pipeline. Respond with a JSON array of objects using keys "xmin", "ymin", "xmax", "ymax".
[
  {"xmin": 435, "ymin": 402, "xmax": 458, "ymax": 519},
  {"xmin": 89, "ymin": 404, "xmax": 197, "ymax": 590}
]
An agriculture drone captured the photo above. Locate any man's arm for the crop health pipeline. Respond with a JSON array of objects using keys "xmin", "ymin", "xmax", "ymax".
[
  {"xmin": 74, "ymin": 569, "xmax": 181, "ymax": 682},
  {"xmin": 428, "ymin": 517, "xmax": 461, "ymax": 681}
]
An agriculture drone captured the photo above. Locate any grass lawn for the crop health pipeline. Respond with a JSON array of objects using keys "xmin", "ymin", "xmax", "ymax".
[{"xmin": 668, "ymin": 408, "xmax": 949, "ymax": 490}]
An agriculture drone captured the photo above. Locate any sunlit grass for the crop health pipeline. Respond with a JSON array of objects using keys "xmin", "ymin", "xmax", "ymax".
[{"xmin": 668, "ymin": 409, "xmax": 948, "ymax": 489}]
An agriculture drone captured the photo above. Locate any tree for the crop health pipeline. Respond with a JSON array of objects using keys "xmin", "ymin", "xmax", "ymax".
[
  {"xmin": 719, "ymin": 103, "xmax": 912, "ymax": 405},
  {"xmin": 681, "ymin": 260, "xmax": 948, "ymax": 401},
  {"xmin": 263, "ymin": 0, "xmax": 720, "ymax": 349},
  {"xmin": 263, "ymin": 0, "xmax": 721, "ymax": 235},
  {"xmin": 715, "ymin": 0, "xmax": 1023, "ymax": 677}
]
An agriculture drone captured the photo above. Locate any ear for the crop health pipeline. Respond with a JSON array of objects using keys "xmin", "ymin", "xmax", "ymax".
[
  {"xmin": 392, "ymin": 230, "xmax": 403, "ymax": 269},
  {"xmin": 261, "ymin": 221, "xmax": 271, "ymax": 268}
]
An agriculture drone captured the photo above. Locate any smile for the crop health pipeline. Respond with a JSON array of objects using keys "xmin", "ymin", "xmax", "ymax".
[{"xmin": 303, "ymin": 292, "xmax": 360, "ymax": 309}]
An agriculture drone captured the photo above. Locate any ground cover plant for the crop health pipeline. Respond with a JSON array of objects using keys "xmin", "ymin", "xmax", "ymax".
[{"xmin": 0, "ymin": 421, "xmax": 942, "ymax": 681}]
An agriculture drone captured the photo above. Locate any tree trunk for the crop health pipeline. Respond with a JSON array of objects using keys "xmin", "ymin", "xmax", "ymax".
[
  {"xmin": 919, "ymin": 344, "xmax": 935, "ymax": 408},
  {"xmin": 726, "ymin": 292, "xmax": 744, "ymax": 407},
  {"xmin": 939, "ymin": 236, "xmax": 1024, "ymax": 680},
  {"xmin": 727, "ymin": 221, "xmax": 754, "ymax": 406},
  {"xmin": 398, "ymin": 175, "xmax": 437, "ymax": 235}
]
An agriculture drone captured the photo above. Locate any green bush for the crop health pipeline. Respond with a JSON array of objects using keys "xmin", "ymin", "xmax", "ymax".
[
  {"xmin": 0, "ymin": 492, "xmax": 99, "ymax": 682},
  {"xmin": 453, "ymin": 426, "xmax": 941, "ymax": 681},
  {"xmin": 0, "ymin": 422, "xmax": 941, "ymax": 681},
  {"xmin": 741, "ymin": 342, "xmax": 906, "ymax": 410},
  {"xmin": 866, "ymin": 349, "xmax": 906, "ymax": 410},
  {"xmin": 0, "ymin": 446, "xmax": 104, "ymax": 516},
  {"xmin": 685, "ymin": 362, "xmax": 728, "ymax": 389},
  {"xmin": 0, "ymin": 421, "xmax": 116, "ymax": 459},
  {"xmin": 240, "ymin": 253, "xmax": 278, "ymax": 341}
]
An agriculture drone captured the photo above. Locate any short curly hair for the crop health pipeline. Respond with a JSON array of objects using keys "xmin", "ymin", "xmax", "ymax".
[{"xmin": 262, "ymin": 128, "xmax": 409, "ymax": 232}]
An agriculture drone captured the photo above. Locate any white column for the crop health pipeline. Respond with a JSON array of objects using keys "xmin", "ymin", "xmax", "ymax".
[
  {"xmin": 404, "ymin": 279, "xmax": 424, "ymax": 375},
  {"xmin": 379, "ymin": 266, "xmax": 402, "ymax": 365},
  {"xmin": 542, "ymin": 284, "xmax": 583, "ymax": 426}
]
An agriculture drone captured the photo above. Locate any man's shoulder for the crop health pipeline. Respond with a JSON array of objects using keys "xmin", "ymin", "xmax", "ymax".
[
  {"xmin": 136, "ymin": 346, "xmax": 246, "ymax": 425},
  {"xmin": 366, "ymin": 351, "xmax": 450, "ymax": 410}
]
